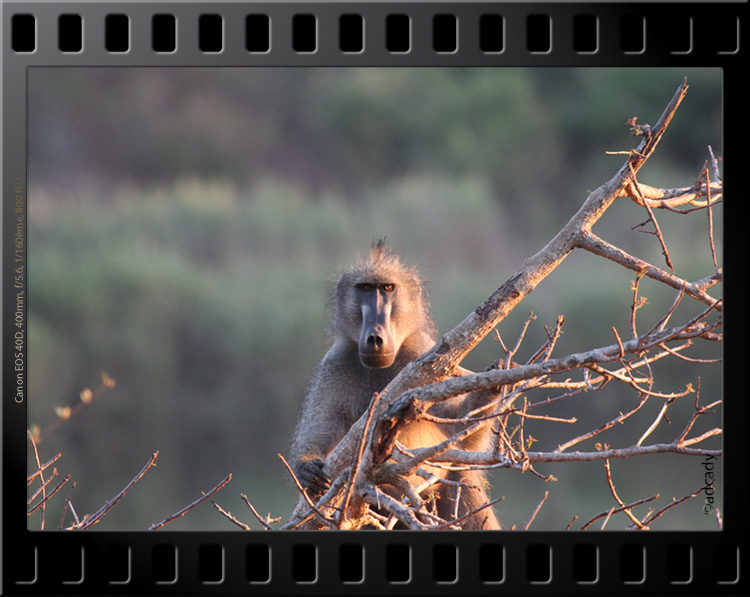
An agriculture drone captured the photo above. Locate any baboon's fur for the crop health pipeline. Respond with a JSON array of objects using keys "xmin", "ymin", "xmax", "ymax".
[{"xmin": 289, "ymin": 240, "xmax": 500, "ymax": 529}]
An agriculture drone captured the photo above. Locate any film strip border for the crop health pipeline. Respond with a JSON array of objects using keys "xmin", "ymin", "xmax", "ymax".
[
  {"xmin": 4, "ymin": 1, "xmax": 746, "ymax": 596},
  {"xmin": 13, "ymin": 533, "xmax": 744, "ymax": 593},
  {"xmin": 5, "ymin": 2, "xmax": 743, "ymax": 63}
]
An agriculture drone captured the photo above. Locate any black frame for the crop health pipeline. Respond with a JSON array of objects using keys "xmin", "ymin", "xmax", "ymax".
[{"xmin": 3, "ymin": 2, "xmax": 747, "ymax": 594}]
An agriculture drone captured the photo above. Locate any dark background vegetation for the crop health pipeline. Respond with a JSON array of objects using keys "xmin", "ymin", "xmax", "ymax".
[{"xmin": 27, "ymin": 67, "xmax": 721, "ymax": 530}]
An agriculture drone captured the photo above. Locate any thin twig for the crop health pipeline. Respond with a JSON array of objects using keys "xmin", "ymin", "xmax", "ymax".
[
  {"xmin": 58, "ymin": 482, "xmax": 77, "ymax": 530},
  {"xmin": 241, "ymin": 494, "xmax": 280, "ymax": 530},
  {"xmin": 680, "ymin": 427, "xmax": 722, "ymax": 447},
  {"xmin": 628, "ymin": 165, "xmax": 674, "ymax": 270},
  {"xmin": 28, "ymin": 430, "xmax": 47, "ymax": 529},
  {"xmin": 605, "ymin": 459, "xmax": 647, "ymax": 529},
  {"xmin": 638, "ymin": 485, "xmax": 708, "ymax": 527},
  {"xmin": 211, "ymin": 500, "xmax": 252, "ymax": 530},
  {"xmin": 27, "ymin": 452, "xmax": 61, "ymax": 485},
  {"xmin": 636, "ymin": 391, "xmax": 681, "ymax": 446},
  {"xmin": 74, "ymin": 452, "xmax": 159, "ymax": 530},
  {"xmin": 581, "ymin": 494, "xmax": 659, "ymax": 530},
  {"xmin": 524, "ymin": 490, "xmax": 549, "ymax": 530},
  {"xmin": 148, "ymin": 468, "xmax": 230, "ymax": 531},
  {"xmin": 629, "ymin": 273, "xmax": 644, "ymax": 338},
  {"xmin": 612, "ymin": 326, "xmax": 626, "ymax": 359},
  {"xmin": 68, "ymin": 502, "xmax": 81, "ymax": 527},
  {"xmin": 506, "ymin": 312, "xmax": 535, "ymax": 368},
  {"xmin": 646, "ymin": 284, "xmax": 687, "ymax": 339},
  {"xmin": 703, "ymin": 166, "xmax": 718, "ymax": 268},
  {"xmin": 27, "ymin": 471, "xmax": 60, "ymax": 505},
  {"xmin": 659, "ymin": 342, "xmax": 720, "ymax": 364},
  {"xmin": 515, "ymin": 411, "xmax": 576, "ymax": 424},
  {"xmin": 27, "ymin": 474, "xmax": 71, "ymax": 515},
  {"xmin": 527, "ymin": 315, "xmax": 565, "ymax": 365},
  {"xmin": 555, "ymin": 394, "xmax": 649, "ymax": 453},
  {"xmin": 676, "ymin": 392, "xmax": 721, "ymax": 445}
]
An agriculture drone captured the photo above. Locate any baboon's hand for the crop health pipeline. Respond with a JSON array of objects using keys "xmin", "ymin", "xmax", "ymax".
[{"xmin": 295, "ymin": 458, "xmax": 331, "ymax": 494}]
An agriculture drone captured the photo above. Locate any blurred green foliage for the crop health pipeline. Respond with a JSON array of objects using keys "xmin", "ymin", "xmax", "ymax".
[{"xmin": 27, "ymin": 67, "xmax": 721, "ymax": 531}]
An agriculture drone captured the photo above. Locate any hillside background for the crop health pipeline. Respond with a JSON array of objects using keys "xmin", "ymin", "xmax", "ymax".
[{"xmin": 27, "ymin": 67, "xmax": 722, "ymax": 530}]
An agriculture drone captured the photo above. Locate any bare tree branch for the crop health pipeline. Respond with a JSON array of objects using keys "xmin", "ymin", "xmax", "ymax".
[
  {"xmin": 240, "ymin": 493, "xmax": 282, "ymax": 530},
  {"xmin": 211, "ymin": 500, "xmax": 252, "ymax": 530},
  {"xmin": 27, "ymin": 451, "xmax": 61, "ymax": 485},
  {"xmin": 58, "ymin": 482, "xmax": 77, "ymax": 530},
  {"xmin": 524, "ymin": 491, "xmax": 549, "ymax": 530},
  {"xmin": 581, "ymin": 494, "xmax": 660, "ymax": 530},
  {"xmin": 577, "ymin": 232, "xmax": 721, "ymax": 309},
  {"xmin": 605, "ymin": 459, "xmax": 647, "ymax": 529},
  {"xmin": 148, "ymin": 469, "xmax": 229, "ymax": 531},
  {"xmin": 27, "ymin": 474, "xmax": 71, "ymax": 515},
  {"xmin": 556, "ymin": 394, "xmax": 649, "ymax": 453},
  {"xmin": 28, "ymin": 430, "xmax": 48, "ymax": 529},
  {"xmin": 635, "ymin": 485, "xmax": 708, "ymax": 528},
  {"xmin": 71, "ymin": 452, "xmax": 159, "ymax": 530}
]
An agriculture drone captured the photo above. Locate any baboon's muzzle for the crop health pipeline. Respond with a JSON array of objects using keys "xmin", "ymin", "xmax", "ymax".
[{"xmin": 358, "ymin": 289, "xmax": 396, "ymax": 368}]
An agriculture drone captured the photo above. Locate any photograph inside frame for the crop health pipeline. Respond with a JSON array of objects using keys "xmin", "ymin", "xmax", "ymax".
[{"xmin": 26, "ymin": 66, "xmax": 722, "ymax": 532}]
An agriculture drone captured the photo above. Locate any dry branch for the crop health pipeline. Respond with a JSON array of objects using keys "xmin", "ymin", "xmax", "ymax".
[
  {"xmin": 28, "ymin": 430, "xmax": 49, "ymax": 529},
  {"xmin": 581, "ymin": 494, "xmax": 660, "ymax": 530},
  {"xmin": 578, "ymin": 232, "xmax": 721, "ymax": 309},
  {"xmin": 635, "ymin": 485, "xmax": 709, "ymax": 528},
  {"xmin": 241, "ymin": 494, "xmax": 282, "ymax": 530},
  {"xmin": 211, "ymin": 500, "xmax": 252, "ymax": 530},
  {"xmin": 27, "ymin": 452, "xmax": 61, "ymax": 485},
  {"xmin": 58, "ymin": 482, "xmax": 77, "ymax": 530},
  {"xmin": 27, "ymin": 474, "xmax": 71, "ymax": 515},
  {"xmin": 149, "ymin": 471, "xmax": 230, "ymax": 531},
  {"xmin": 605, "ymin": 459, "xmax": 647, "ymax": 529},
  {"xmin": 71, "ymin": 452, "xmax": 159, "ymax": 530},
  {"xmin": 524, "ymin": 491, "xmax": 549, "ymax": 530}
]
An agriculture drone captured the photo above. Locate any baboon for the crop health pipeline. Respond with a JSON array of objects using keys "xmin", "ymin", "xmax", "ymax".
[{"xmin": 289, "ymin": 240, "xmax": 501, "ymax": 529}]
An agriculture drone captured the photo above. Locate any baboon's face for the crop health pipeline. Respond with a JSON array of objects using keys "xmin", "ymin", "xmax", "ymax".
[{"xmin": 355, "ymin": 282, "xmax": 399, "ymax": 368}]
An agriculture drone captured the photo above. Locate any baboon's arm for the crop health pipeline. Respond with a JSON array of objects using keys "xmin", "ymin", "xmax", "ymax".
[{"xmin": 288, "ymin": 355, "xmax": 356, "ymax": 492}]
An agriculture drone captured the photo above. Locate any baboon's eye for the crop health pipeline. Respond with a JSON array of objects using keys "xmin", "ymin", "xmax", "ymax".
[
  {"xmin": 358, "ymin": 283, "xmax": 373, "ymax": 292},
  {"xmin": 383, "ymin": 284, "xmax": 395, "ymax": 292}
]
